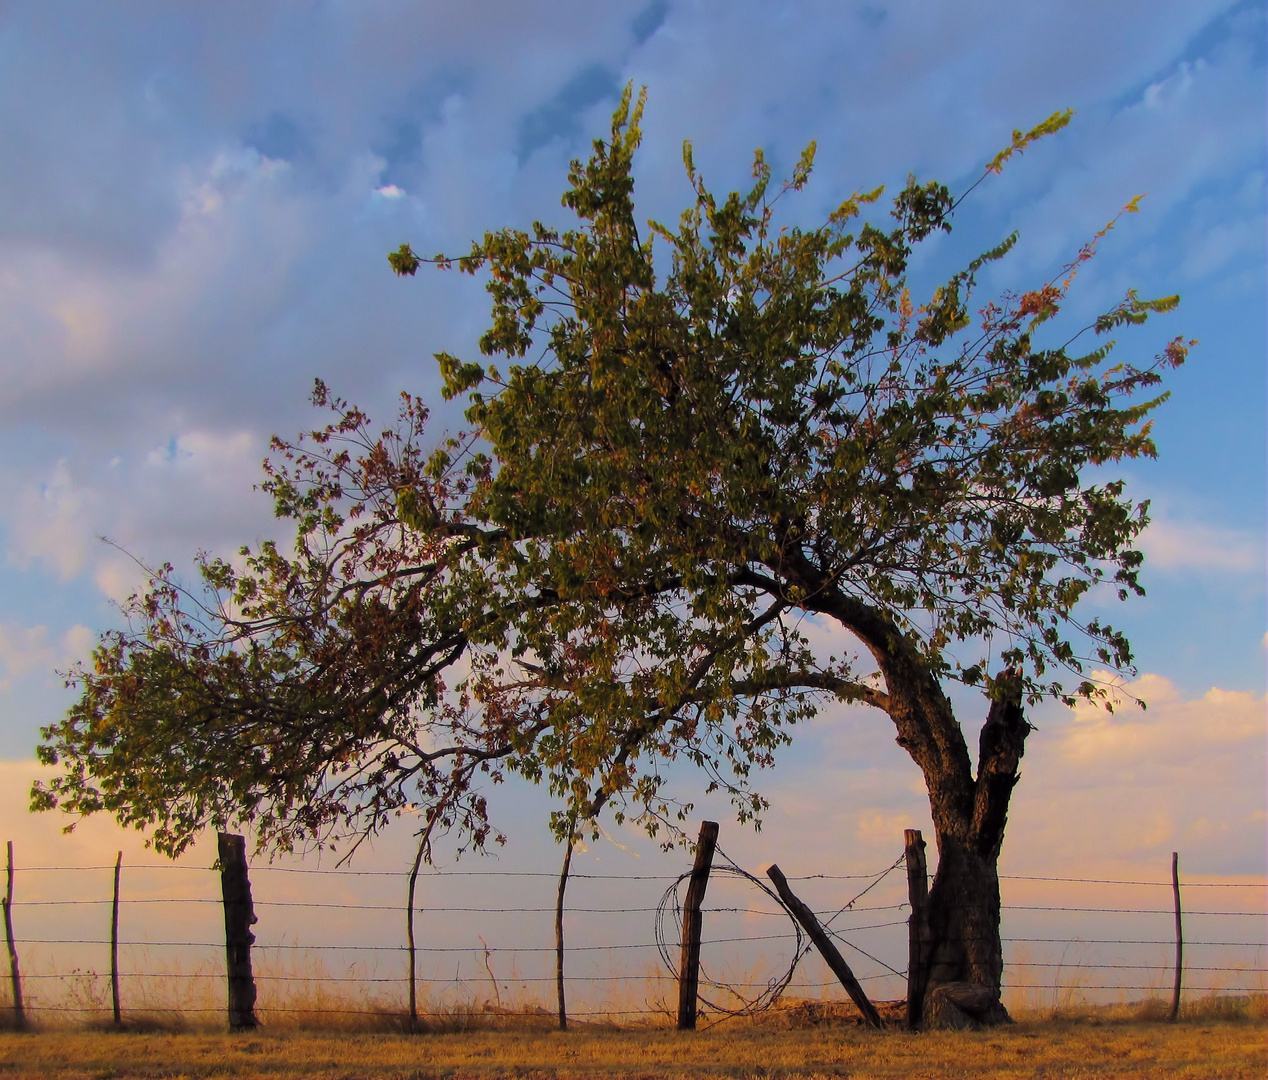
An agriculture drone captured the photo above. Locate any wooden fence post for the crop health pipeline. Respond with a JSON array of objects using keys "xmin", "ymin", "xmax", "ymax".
[
  {"xmin": 217, "ymin": 833, "xmax": 258, "ymax": 1031},
  {"xmin": 2, "ymin": 842, "xmax": 23, "ymax": 1030},
  {"xmin": 677, "ymin": 820, "xmax": 719, "ymax": 1030},
  {"xmin": 406, "ymin": 834, "xmax": 425, "ymax": 1034},
  {"xmin": 1169, "ymin": 850, "xmax": 1183, "ymax": 1023},
  {"xmin": 555, "ymin": 824, "xmax": 576, "ymax": 1031},
  {"xmin": 111, "ymin": 851, "xmax": 122, "ymax": 1027},
  {"xmin": 766, "ymin": 864, "xmax": 883, "ymax": 1029},
  {"xmin": 904, "ymin": 829, "xmax": 928, "ymax": 1029}
]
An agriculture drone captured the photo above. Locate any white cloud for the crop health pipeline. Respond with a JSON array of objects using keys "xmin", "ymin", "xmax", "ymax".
[
  {"xmin": 854, "ymin": 809, "xmax": 920, "ymax": 848},
  {"xmin": 0, "ymin": 622, "xmax": 95, "ymax": 690},
  {"xmin": 0, "ymin": 624, "xmax": 55, "ymax": 685},
  {"xmin": 744, "ymin": 666, "xmax": 1266, "ymax": 880},
  {"xmin": 1142, "ymin": 58, "xmax": 1201, "ymax": 110},
  {"xmin": 1181, "ymin": 212, "xmax": 1266, "ymax": 281},
  {"xmin": 1138, "ymin": 516, "xmax": 1263, "ymax": 574},
  {"xmin": 1011, "ymin": 671, "xmax": 1266, "ymax": 872},
  {"xmin": 1064, "ymin": 671, "xmax": 1265, "ymax": 752},
  {"xmin": 92, "ymin": 557, "xmax": 149, "ymax": 606},
  {"xmin": 3, "ymin": 429, "xmax": 270, "ymax": 602},
  {"xmin": 7, "ymin": 460, "xmax": 97, "ymax": 581}
]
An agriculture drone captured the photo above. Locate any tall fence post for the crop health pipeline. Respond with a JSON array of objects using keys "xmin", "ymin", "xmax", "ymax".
[
  {"xmin": 2, "ymin": 842, "xmax": 23, "ymax": 1030},
  {"xmin": 217, "ymin": 833, "xmax": 258, "ymax": 1031},
  {"xmin": 766, "ymin": 864, "xmax": 883, "ymax": 1029},
  {"xmin": 111, "ymin": 851, "xmax": 122, "ymax": 1027},
  {"xmin": 904, "ymin": 829, "xmax": 929, "ymax": 1029},
  {"xmin": 1169, "ymin": 850, "xmax": 1183, "ymax": 1023},
  {"xmin": 555, "ymin": 824, "xmax": 576, "ymax": 1031},
  {"xmin": 406, "ymin": 834, "xmax": 425, "ymax": 1034},
  {"xmin": 677, "ymin": 820, "xmax": 719, "ymax": 1030}
]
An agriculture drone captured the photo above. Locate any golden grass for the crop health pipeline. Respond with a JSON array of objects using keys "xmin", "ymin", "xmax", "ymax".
[
  {"xmin": 3, "ymin": 956, "xmax": 1265, "ymax": 1076},
  {"xmin": 0, "ymin": 1014, "xmax": 1264, "ymax": 1079}
]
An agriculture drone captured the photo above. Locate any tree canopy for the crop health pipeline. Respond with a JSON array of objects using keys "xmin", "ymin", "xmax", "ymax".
[{"xmin": 35, "ymin": 88, "xmax": 1188, "ymax": 873}]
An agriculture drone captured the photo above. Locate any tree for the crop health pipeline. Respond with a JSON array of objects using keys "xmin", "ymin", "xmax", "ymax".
[{"xmin": 35, "ymin": 87, "xmax": 1189, "ymax": 1027}]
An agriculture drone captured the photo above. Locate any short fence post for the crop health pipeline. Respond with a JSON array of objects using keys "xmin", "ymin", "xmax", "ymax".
[
  {"xmin": 677, "ymin": 820, "xmax": 719, "ymax": 1030},
  {"xmin": 904, "ymin": 829, "xmax": 928, "ymax": 1029},
  {"xmin": 766, "ymin": 864, "xmax": 883, "ymax": 1028},
  {"xmin": 2, "ymin": 841, "xmax": 23, "ymax": 1030},
  {"xmin": 217, "ymin": 833, "xmax": 258, "ymax": 1031},
  {"xmin": 1169, "ymin": 850, "xmax": 1182, "ymax": 1023},
  {"xmin": 111, "ymin": 851, "xmax": 122, "ymax": 1027}
]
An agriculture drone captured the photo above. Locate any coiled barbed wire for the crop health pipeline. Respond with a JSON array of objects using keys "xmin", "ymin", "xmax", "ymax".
[{"xmin": 653, "ymin": 848, "xmax": 907, "ymax": 1023}]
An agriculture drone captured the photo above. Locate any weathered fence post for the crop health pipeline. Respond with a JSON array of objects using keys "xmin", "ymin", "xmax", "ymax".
[
  {"xmin": 766, "ymin": 863, "xmax": 883, "ymax": 1028},
  {"xmin": 2, "ymin": 841, "xmax": 23, "ymax": 1030},
  {"xmin": 904, "ymin": 829, "xmax": 929, "ymax": 1029},
  {"xmin": 555, "ymin": 823, "xmax": 576, "ymax": 1031},
  {"xmin": 111, "ymin": 851, "xmax": 122, "ymax": 1027},
  {"xmin": 677, "ymin": 820, "xmax": 719, "ymax": 1030},
  {"xmin": 217, "ymin": 833, "xmax": 258, "ymax": 1031},
  {"xmin": 406, "ymin": 834, "xmax": 425, "ymax": 1034},
  {"xmin": 1169, "ymin": 850, "xmax": 1183, "ymax": 1023}
]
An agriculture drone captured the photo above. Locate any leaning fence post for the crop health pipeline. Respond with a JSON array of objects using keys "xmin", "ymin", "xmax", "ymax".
[
  {"xmin": 111, "ymin": 851, "xmax": 122, "ymax": 1026},
  {"xmin": 2, "ymin": 841, "xmax": 23, "ymax": 1030},
  {"xmin": 217, "ymin": 833, "xmax": 258, "ymax": 1031},
  {"xmin": 1169, "ymin": 850, "xmax": 1183, "ymax": 1023},
  {"xmin": 677, "ymin": 820, "xmax": 719, "ymax": 1030},
  {"xmin": 766, "ymin": 863, "xmax": 883, "ymax": 1028},
  {"xmin": 904, "ymin": 829, "xmax": 929, "ymax": 1029}
]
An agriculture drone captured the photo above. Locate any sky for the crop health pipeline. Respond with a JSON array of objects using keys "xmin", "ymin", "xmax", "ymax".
[{"xmin": 0, "ymin": 0, "xmax": 1263, "ymax": 1008}]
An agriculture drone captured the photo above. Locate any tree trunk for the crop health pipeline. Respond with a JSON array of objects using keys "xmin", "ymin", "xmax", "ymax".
[
  {"xmin": 918, "ymin": 836, "xmax": 1010, "ymax": 1028},
  {"xmin": 911, "ymin": 674, "xmax": 1031, "ymax": 1029},
  {"xmin": 801, "ymin": 581, "xmax": 1033, "ymax": 1030}
]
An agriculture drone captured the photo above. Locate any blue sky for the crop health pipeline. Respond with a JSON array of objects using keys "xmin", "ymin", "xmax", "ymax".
[{"xmin": 0, "ymin": 1, "xmax": 1263, "ymax": 895}]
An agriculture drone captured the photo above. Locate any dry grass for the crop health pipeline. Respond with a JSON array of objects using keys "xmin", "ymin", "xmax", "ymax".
[
  {"xmin": 0, "ymin": 995, "xmax": 1263, "ymax": 1078},
  {"xmin": 1012, "ymin": 991, "xmax": 1268, "ymax": 1025},
  {"xmin": 2, "ymin": 960, "xmax": 1264, "ymax": 1076},
  {"xmin": 4, "ymin": 956, "xmax": 1265, "ymax": 1025},
  {"xmin": 0, "ymin": 1013, "xmax": 1264, "ymax": 1079}
]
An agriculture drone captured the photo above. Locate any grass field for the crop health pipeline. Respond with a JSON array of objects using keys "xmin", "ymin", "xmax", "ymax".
[{"xmin": 0, "ymin": 1002, "xmax": 1264, "ymax": 1079}]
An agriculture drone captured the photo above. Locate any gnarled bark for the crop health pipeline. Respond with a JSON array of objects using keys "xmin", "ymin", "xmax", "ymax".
[
  {"xmin": 912, "ymin": 672, "xmax": 1031, "ymax": 1028},
  {"xmin": 808, "ymin": 582, "xmax": 1032, "ymax": 1029}
]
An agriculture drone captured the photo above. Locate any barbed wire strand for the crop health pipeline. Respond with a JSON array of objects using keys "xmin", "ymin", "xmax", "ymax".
[
  {"xmin": 18, "ymin": 926, "xmax": 1265, "ymax": 953},
  {"xmin": 15, "ymin": 898, "xmax": 1263, "ymax": 918},
  {"xmin": 13, "ymin": 864, "xmax": 1265, "ymax": 888},
  {"xmin": 19, "ymin": 960, "xmax": 1256, "ymax": 985}
]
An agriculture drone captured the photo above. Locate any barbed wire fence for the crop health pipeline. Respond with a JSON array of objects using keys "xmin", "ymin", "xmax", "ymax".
[{"xmin": 1, "ymin": 832, "xmax": 1264, "ymax": 1030}]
